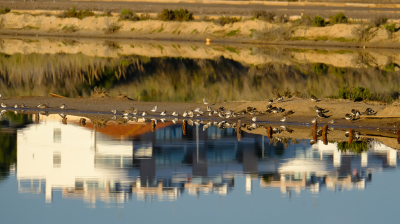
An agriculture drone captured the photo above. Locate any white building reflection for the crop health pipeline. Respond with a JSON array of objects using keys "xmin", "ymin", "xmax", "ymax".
[{"xmin": 15, "ymin": 115, "xmax": 399, "ymax": 206}]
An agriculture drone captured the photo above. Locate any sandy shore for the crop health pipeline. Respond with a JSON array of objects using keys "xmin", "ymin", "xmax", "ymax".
[{"xmin": 2, "ymin": 96, "xmax": 400, "ymax": 128}]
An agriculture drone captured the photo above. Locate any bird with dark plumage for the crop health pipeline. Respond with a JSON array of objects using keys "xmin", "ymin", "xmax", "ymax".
[{"xmin": 311, "ymin": 95, "xmax": 318, "ymax": 102}]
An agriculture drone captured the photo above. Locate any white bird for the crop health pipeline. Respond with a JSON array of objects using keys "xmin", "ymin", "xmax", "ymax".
[
  {"xmin": 208, "ymin": 112, "xmax": 212, "ymax": 116},
  {"xmin": 172, "ymin": 111, "xmax": 178, "ymax": 116},
  {"xmin": 160, "ymin": 118, "xmax": 166, "ymax": 123},
  {"xmin": 60, "ymin": 104, "xmax": 66, "ymax": 109},
  {"xmin": 183, "ymin": 111, "xmax": 188, "ymax": 117},
  {"xmin": 151, "ymin": 118, "xmax": 158, "ymax": 124},
  {"xmin": 14, "ymin": 104, "xmax": 18, "ymax": 109},
  {"xmin": 151, "ymin": 106, "xmax": 157, "ymax": 112},
  {"xmin": 14, "ymin": 111, "xmax": 18, "ymax": 115},
  {"xmin": 311, "ymin": 118, "xmax": 317, "ymax": 123},
  {"xmin": 111, "ymin": 109, "xmax": 117, "ymax": 114},
  {"xmin": 203, "ymin": 98, "xmax": 209, "ymax": 105},
  {"xmin": 194, "ymin": 107, "xmax": 200, "ymax": 113},
  {"xmin": 280, "ymin": 116, "xmax": 287, "ymax": 122},
  {"xmin": 203, "ymin": 125, "xmax": 209, "ymax": 131},
  {"xmin": 196, "ymin": 114, "xmax": 202, "ymax": 117},
  {"xmin": 207, "ymin": 106, "xmax": 212, "ymax": 111},
  {"xmin": 328, "ymin": 119, "xmax": 335, "ymax": 124},
  {"xmin": 160, "ymin": 111, "xmax": 166, "ymax": 116},
  {"xmin": 251, "ymin": 123, "xmax": 257, "ymax": 129},
  {"xmin": 111, "ymin": 115, "xmax": 117, "ymax": 120},
  {"xmin": 172, "ymin": 118, "xmax": 178, "ymax": 124},
  {"xmin": 252, "ymin": 117, "xmax": 257, "ymax": 122},
  {"xmin": 142, "ymin": 111, "xmax": 147, "ymax": 116},
  {"xmin": 225, "ymin": 114, "xmax": 231, "ymax": 119},
  {"xmin": 59, "ymin": 113, "xmax": 66, "ymax": 118},
  {"xmin": 188, "ymin": 111, "xmax": 194, "ymax": 117},
  {"xmin": 1, "ymin": 109, "xmax": 6, "ymax": 114},
  {"xmin": 198, "ymin": 110, "xmax": 204, "ymax": 114},
  {"xmin": 213, "ymin": 110, "xmax": 218, "ymax": 114}
]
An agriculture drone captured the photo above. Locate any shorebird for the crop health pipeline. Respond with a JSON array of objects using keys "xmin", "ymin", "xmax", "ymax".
[
  {"xmin": 188, "ymin": 111, "xmax": 194, "ymax": 117},
  {"xmin": 315, "ymin": 106, "xmax": 324, "ymax": 113},
  {"xmin": 364, "ymin": 108, "xmax": 376, "ymax": 115},
  {"xmin": 252, "ymin": 117, "xmax": 257, "ymax": 122},
  {"xmin": 151, "ymin": 106, "xmax": 157, "ymax": 112},
  {"xmin": 172, "ymin": 118, "xmax": 178, "ymax": 124},
  {"xmin": 131, "ymin": 117, "xmax": 138, "ymax": 122},
  {"xmin": 194, "ymin": 107, "xmax": 201, "ymax": 113},
  {"xmin": 311, "ymin": 118, "xmax": 317, "ymax": 123},
  {"xmin": 183, "ymin": 111, "xmax": 188, "ymax": 117},
  {"xmin": 203, "ymin": 125, "xmax": 209, "ymax": 131},
  {"xmin": 60, "ymin": 104, "xmax": 66, "ymax": 109},
  {"xmin": 160, "ymin": 118, "xmax": 166, "ymax": 123},
  {"xmin": 20, "ymin": 103, "xmax": 25, "ymax": 108},
  {"xmin": 123, "ymin": 109, "xmax": 132, "ymax": 116},
  {"xmin": 197, "ymin": 114, "xmax": 202, "ymax": 117},
  {"xmin": 225, "ymin": 114, "xmax": 231, "ymax": 119},
  {"xmin": 203, "ymin": 98, "xmax": 209, "ymax": 105},
  {"xmin": 328, "ymin": 119, "xmax": 335, "ymax": 124},
  {"xmin": 345, "ymin": 114, "xmax": 353, "ymax": 121},
  {"xmin": 172, "ymin": 111, "xmax": 178, "ymax": 116},
  {"xmin": 111, "ymin": 115, "xmax": 117, "ymax": 120},
  {"xmin": 271, "ymin": 108, "xmax": 279, "ymax": 113},
  {"xmin": 132, "ymin": 108, "xmax": 138, "ymax": 115},
  {"xmin": 37, "ymin": 103, "xmax": 48, "ymax": 109},
  {"xmin": 151, "ymin": 118, "xmax": 158, "ymax": 125},
  {"xmin": 268, "ymin": 99, "xmax": 273, "ymax": 104},
  {"xmin": 317, "ymin": 111, "xmax": 327, "ymax": 118},
  {"xmin": 111, "ymin": 109, "xmax": 117, "ymax": 114},
  {"xmin": 160, "ymin": 111, "xmax": 166, "ymax": 116},
  {"xmin": 351, "ymin": 109, "xmax": 361, "ymax": 117},
  {"xmin": 59, "ymin": 113, "xmax": 66, "ymax": 118},
  {"xmin": 311, "ymin": 95, "xmax": 318, "ymax": 102},
  {"xmin": 280, "ymin": 116, "xmax": 287, "ymax": 122},
  {"xmin": 277, "ymin": 96, "xmax": 283, "ymax": 102},
  {"xmin": 284, "ymin": 110, "xmax": 294, "ymax": 116},
  {"xmin": 14, "ymin": 110, "xmax": 18, "ymax": 115},
  {"xmin": 14, "ymin": 104, "xmax": 18, "ymax": 109},
  {"xmin": 251, "ymin": 123, "xmax": 257, "ymax": 129},
  {"xmin": 142, "ymin": 111, "xmax": 147, "ymax": 116},
  {"xmin": 207, "ymin": 106, "xmax": 212, "ymax": 111},
  {"xmin": 208, "ymin": 112, "xmax": 212, "ymax": 116}
]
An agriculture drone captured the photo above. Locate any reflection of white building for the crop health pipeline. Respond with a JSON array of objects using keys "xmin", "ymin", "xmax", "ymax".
[{"xmin": 17, "ymin": 115, "xmax": 135, "ymax": 205}]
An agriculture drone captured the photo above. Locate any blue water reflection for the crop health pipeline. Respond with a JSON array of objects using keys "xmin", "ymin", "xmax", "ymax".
[{"xmin": 0, "ymin": 114, "xmax": 400, "ymax": 224}]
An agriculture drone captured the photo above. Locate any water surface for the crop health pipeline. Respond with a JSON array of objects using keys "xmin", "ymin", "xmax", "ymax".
[{"xmin": 0, "ymin": 113, "xmax": 399, "ymax": 224}]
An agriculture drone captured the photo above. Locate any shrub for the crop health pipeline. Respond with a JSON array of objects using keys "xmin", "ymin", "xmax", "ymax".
[
  {"xmin": 330, "ymin": 12, "xmax": 347, "ymax": 24},
  {"xmin": 313, "ymin": 16, "xmax": 325, "ymax": 27},
  {"xmin": 0, "ymin": 7, "xmax": 10, "ymax": 14},
  {"xmin": 140, "ymin": 13, "xmax": 151, "ymax": 20},
  {"xmin": 59, "ymin": 6, "xmax": 94, "ymax": 19},
  {"xmin": 275, "ymin": 14, "xmax": 289, "ymax": 23},
  {"xmin": 352, "ymin": 24, "xmax": 376, "ymax": 42},
  {"xmin": 120, "ymin": 9, "xmax": 139, "ymax": 21},
  {"xmin": 384, "ymin": 23, "xmax": 396, "ymax": 33},
  {"xmin": 370, "ymin": 17, "xmax": 388, "ymax": 27},
  {"xmin": 337, "ymin": 141, "xmax": 369, "ymax": 154},
  {"xmin": 104, "ymin": 22, "xmax": 121, "ymax": 34},
  {"xmin": 258, "ymin": 26, "xmax": 292, "ymax": 41},
  {"xmin": 157, "ymin": 8, "xmax": 193, "ymax": 22},
  {"xmin": 102, "ymin": 10, "xmax": 112, "ymax": 17},
  {"xmin": 251, "ymin": 10, "xmax": 275, "ymax": 22},
  {"xmin": 218, "ymin": 16, "xmax": 241, "ymax": 26}
]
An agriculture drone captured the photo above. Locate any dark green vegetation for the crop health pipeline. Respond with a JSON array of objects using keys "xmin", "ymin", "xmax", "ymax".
[
  {"xmin": 59, "ymin": 6, "xmax": 94, "ymax": 19},
  {"xmin": 329, "ymin": 12, "xmax": 348, "ymax": 24},
  {"xmin": 218, "ymin": 16, "xmax": 241, "ymax": 26},
  {"xmin": 119, "ymin": 9, "xmax": 139, "ymax": 21},
  {"xmin": 337, "ymin": 141, "xmax": 370, "ymax": 154},
  {"xmin": 251, "ymin": 11, "xmax": 275, "ymax": 22},
  {"xmin": 0, "ymin": 48, "xmax": 399, "ymax": 103},
  {"xmin": 312, "ymin": 16, "xmax": 326, "ymax": 27},
  {"xmin": 0, "ymin": 7, "xmax": 10, "ymax": 15},
  {"xmin": 328, "ymin": 86, "xmax": 399, "ymax": 103},
  {"xmin": 0, "ymin": 112, "xmax": 32, "ymax": 183},
  {"xmin": 157, "ymin": 8, "xmax": 194, "ymax": 22}
]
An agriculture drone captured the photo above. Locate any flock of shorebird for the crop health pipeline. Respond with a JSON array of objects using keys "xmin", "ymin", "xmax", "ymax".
[{"xmin": 0, "ymin": 93, "xmax": 377, "ymax": 129}]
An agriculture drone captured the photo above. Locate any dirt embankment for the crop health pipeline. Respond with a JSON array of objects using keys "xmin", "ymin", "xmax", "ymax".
[{"xmin": 1, "ymin": 12, "xmax": 400, "ymax": 46}]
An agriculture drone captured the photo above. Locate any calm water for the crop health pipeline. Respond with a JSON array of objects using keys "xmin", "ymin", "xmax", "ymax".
[{"xmin": 0, "ymin": 112, "xmax": 399, "ymax": 224}]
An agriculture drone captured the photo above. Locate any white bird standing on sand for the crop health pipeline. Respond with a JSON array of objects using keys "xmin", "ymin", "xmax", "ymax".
[
  {"xmin": 111, "ymin": 109, "xmax": 117, "ymax": 114},
  {"xmin": 252, "ymin": 117, "xmax": 257, "ymax": 122},
  {"xmin": 142, "ymin": 111, "xmax": 147, "ymax": 116},
  {"xmin": 160, "ymin": 111, "xmax": 166, "ymax": 116},
  {"xmin": 60, "ymin": 104, "xmax": 66, "ymax": 109},
  {"xmin": 328, "ymin": 120, "xmax": 335, "ymax": 124},
  {"xmin": 14, "ymin": 104, "xmax": 18, "ymax": 109},
  {"xmin": 207, "ymin": 106, "xmax": 212, "ymax": 111},
  {"xmin": 111, "ymin": 115, "xmax": 117, "ymax": 120},
  {"xmin": 280, "ymin": 116, "xmax": 287, "ymax": 122},
  {"xmin": 172, "ymin": 111, "xmax": 178, "ymax": 116},
  {"xmin": 203, "ymin": 98, "xmax": 209, "ymax": 105},
  {"xmin": 151, "ymin": 106, "xmax": 158, "ymax": 112},
  {"xmin": 183, "ymin": 111, "xmax": 188, "ymax": 117},
  {"xmin": 311, "ymin": 118, "xmax": 317, "ymax": 123},
  {"xmin": 194, "ymin": 107, "xmax": 200, "ymax": 113},
  {"xmin": 188, "ymin": 111, "xmax": 194, "ymax": 117}
]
